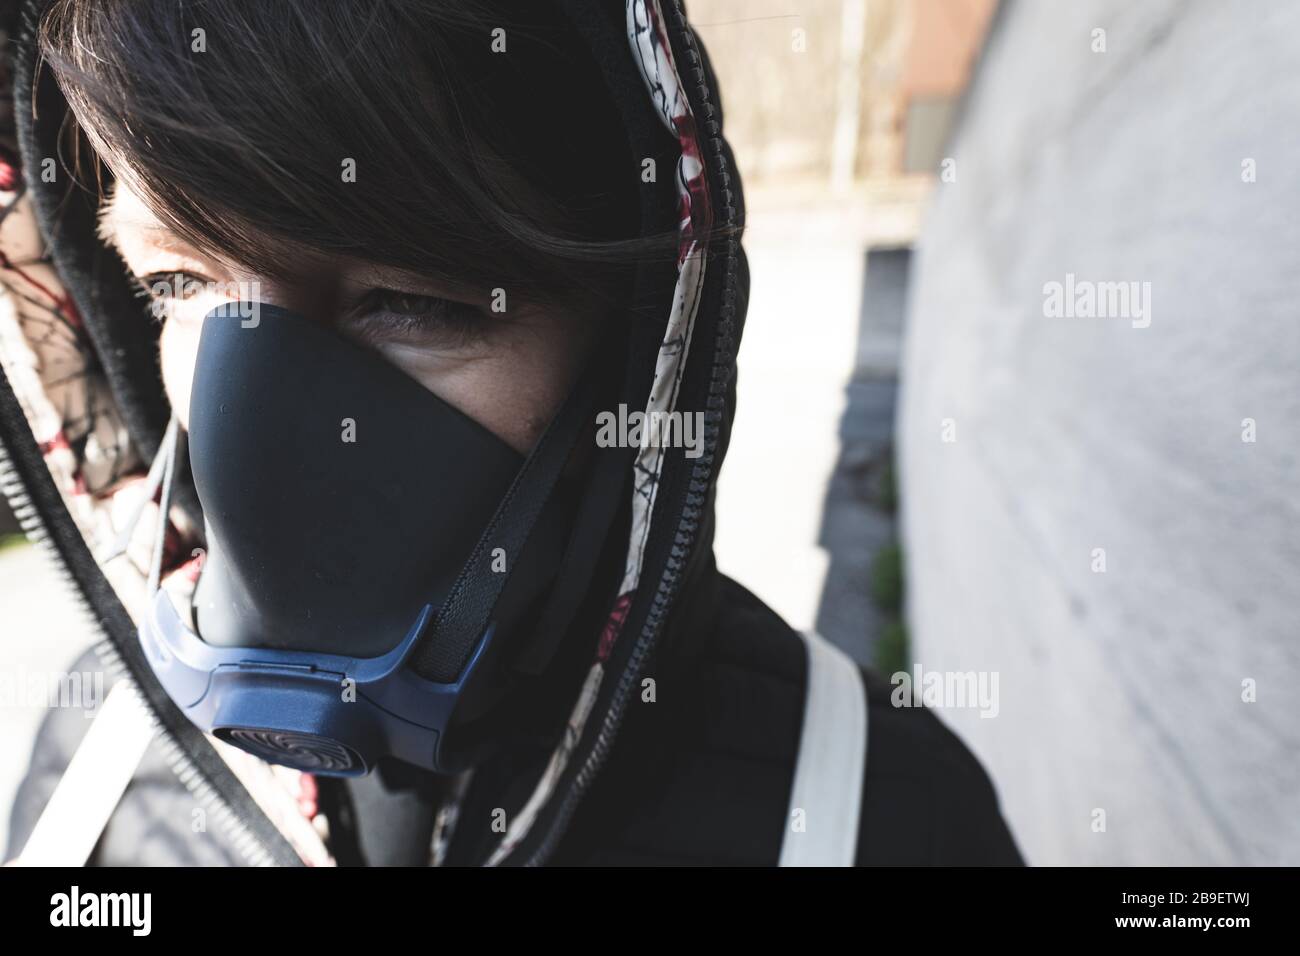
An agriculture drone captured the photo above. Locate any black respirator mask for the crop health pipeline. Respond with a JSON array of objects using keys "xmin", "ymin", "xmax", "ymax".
[{"xmin": 139, "ymin": 302, "xmax": 613, "ymax": 776}]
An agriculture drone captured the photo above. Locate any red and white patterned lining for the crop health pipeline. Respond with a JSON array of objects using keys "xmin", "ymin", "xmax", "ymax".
[{"xmin": 485, "ymin": 0, "xmax": 713, "ymax": 864}]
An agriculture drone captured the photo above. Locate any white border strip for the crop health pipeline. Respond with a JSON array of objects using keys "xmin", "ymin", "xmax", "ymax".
[
  {"xmin": 778, "ymin": 632, "xmax": 868, "ymax": 867},
  {"xmin": 15, "ymin": 682, "xmax": 154, "ymax": 866}
]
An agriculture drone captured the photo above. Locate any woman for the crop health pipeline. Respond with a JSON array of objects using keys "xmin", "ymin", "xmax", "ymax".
[{"xmin": 0, "ymin": 0, "xmax": 1021, "ymax": 865}]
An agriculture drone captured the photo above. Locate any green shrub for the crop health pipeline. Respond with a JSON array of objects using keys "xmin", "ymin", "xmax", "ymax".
[{"xmin": 870, "ymin": 541, "xmax": 904, "ymax": 615}]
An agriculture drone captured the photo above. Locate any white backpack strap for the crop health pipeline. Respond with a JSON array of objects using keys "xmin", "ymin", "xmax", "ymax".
[
  {"xmin": 778, "ymin": 630, "xmax": 868, "ymax": 867},
  {"xmin": 15, "ymin": 682, "xmax": 154, "ymax": 866}
]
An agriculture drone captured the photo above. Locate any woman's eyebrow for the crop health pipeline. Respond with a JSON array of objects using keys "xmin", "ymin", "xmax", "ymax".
[{"xmin": 96, "ymin": 190, "xmax": 204, "ymax": 260}]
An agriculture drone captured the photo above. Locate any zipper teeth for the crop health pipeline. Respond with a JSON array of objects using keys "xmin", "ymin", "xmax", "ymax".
[
  {"xmin": 0, "ymin": 437, "xmax": 277, "ymax": 867},
  {"xmin": 523, "ymin": 1, "xmax": 739, "ymax": 866}
]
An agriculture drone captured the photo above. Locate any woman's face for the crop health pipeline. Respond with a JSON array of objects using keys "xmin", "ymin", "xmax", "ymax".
[{"xmin": 100, "ymin": 181, "xmax": 595, "ymax": 453}]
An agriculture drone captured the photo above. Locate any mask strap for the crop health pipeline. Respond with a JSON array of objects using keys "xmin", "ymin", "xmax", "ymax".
[
  {"xmin": 101, "ymin": 414, "xmax": 179, "ymax": 565},
  {"xmin": 511, "ymin": 440, "xmax": 630, "ymax": 676},
  {"xmin": 409, "ymin": 357, "xmax": 606, "ymax": 684},
  {"xmin": 146, "ymin": 413, "xmax": 180, "ymax": 598}
]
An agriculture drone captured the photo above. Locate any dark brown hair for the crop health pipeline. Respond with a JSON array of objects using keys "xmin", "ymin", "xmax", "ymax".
[{"xmin": 38, "ymin": 0, "xmax": 658, "ymax": 306}]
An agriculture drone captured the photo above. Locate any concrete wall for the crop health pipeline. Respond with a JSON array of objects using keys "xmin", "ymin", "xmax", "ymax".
[{"xmin": 899, "ymin": 0, "xmax": 1300, "ymax": 865}]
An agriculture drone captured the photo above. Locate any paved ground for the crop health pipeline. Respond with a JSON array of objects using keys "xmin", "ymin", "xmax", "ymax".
[
  {"xmin": 813, "ymin": 250, "xmax": 909, "ymax": 665},
  {"xmin": 715, "ymin": 189, "xmax": 917, "ymax": 664}
]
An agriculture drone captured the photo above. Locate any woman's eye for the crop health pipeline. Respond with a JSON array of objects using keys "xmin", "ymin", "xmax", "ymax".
[
  {"xmin": 369, "ymin": 290, "xmax": 444, "ymax": 316},
  {"xmin": 132, "ymin": 271, "xmax": 215, "ymax": 323},
  {"xmin": 345, "ymin": 289, "xmax": 485, "ymax": 347},
  {"xmin": 135, "ymin": 271, "xmax": 210, "ymax": 302}
]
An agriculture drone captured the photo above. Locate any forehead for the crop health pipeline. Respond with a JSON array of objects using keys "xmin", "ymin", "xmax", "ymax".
[
  {"xmin": 99, "ymin": 182, "xmax": 205, "ymax": 259},
  {"xmin": 98, "ymin": 181, "xmax": 311, "ymax": 278}
]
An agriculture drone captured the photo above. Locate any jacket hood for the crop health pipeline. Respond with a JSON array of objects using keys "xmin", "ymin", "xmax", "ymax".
[{"xmin": 0, "ymin": 0, "xmax": 748, "ymax": 865}]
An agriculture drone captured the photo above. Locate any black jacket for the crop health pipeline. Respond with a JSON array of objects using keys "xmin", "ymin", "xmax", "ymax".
[
  {"xmin": 0, "ymin": 0, "xmax": 1021, "ymax": 866},
  {"xmin": 8, "ymin": 577, "xmax": 1021, "ymax": 866}
]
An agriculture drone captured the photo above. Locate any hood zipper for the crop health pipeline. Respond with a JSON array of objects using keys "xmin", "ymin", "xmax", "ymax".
[
  {"xmin": 0, "ymin": 432, "xmax": 284, "ymax": 866},
  {"xmin": 520, "ymin": 0, "xmax": 739, "ymax": 866}
]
